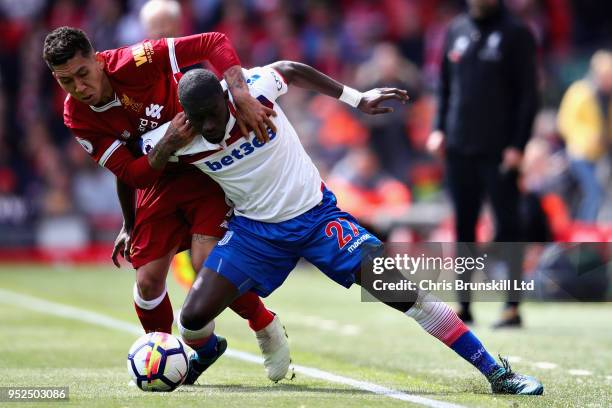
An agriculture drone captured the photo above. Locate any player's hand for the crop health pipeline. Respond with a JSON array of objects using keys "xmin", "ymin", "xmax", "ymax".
[
  {"xmin": 426, "ymin": 130, "xmax": 445, "ymax": 158},
  {"xmin": 164, "ymin": 112, "xmax": 197, "ymax": 151},
  {"xmin": 112, "ymin": 224, "xmax": 132, "ymax": 268},
  {"xmin": 232, "ymin": 91, "xmax": 277, "ymax": 143},
  {"xmin": 501, "ymin": 147, "xmax": 523, "ymax": 172},
  {"xmin": 357, "ymin": 88, "xmax": 409, "ymax": 115}
]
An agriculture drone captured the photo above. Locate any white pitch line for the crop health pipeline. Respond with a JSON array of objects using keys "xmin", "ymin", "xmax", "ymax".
[
  {"xmin": 533, "ymin": 362, "xmax": 557, "ymax": 370},
  {"xmin": 568, "ymin": 369, "xmax": 592, "ymax": 376},
  {"xmin": 0, "ymin": 288, "xmax": 465, "ymax": 408},
  {"xmin": 291, "ymin": 314, "xmax": 362, "ymax": 336}
]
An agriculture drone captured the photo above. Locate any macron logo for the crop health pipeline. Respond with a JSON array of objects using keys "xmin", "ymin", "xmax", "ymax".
[{"xmin": 205, "ymin": 128, "xmax": 276, "ymax": 171}]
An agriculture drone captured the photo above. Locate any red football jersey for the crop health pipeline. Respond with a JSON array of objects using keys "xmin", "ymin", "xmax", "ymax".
[{"xmin": 63, "ymin": 33, "xmax": 240, "ymax": 187}]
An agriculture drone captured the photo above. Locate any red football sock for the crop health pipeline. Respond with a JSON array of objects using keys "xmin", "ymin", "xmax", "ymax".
[
  {"xmin": 134, "ymin": 293, "xmax": 174, "ymax": 334},
  {"xmin": 229, "ymin": 291, "xmax": 274, "ymax": 331},
  {"xmin": 183, "ymin": 334, "xmax": 214, "ymax": 350}
]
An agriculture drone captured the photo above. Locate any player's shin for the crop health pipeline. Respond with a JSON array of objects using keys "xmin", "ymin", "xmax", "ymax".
[
  {"xmin": 358, "ymin": 244, "xmax": 500, "ymax": 377},
  {"xmin": 405, "ymin": 291, "xmax": 500, "ymax": 377},
  {"xmin": 178, "ymin": 316, "xmax": 227, "ymax": 385},
  {"xmin": 133, "ymin": 283, "xmax": 174, "ymax": 334},
  {"xmin": 178, "ymin": 267, "xmax": 239, "ymax": 383}
]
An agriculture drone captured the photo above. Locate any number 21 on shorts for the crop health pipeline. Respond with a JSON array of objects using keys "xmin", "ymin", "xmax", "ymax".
[{"xmin": 325, "ymin": 218, "xmax": 360, "ymax": 249}]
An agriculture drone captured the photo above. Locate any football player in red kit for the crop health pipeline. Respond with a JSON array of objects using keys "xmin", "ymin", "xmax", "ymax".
[{"xmin": 43, "ymin": 27, "xmax": 291, "ymax": 383}]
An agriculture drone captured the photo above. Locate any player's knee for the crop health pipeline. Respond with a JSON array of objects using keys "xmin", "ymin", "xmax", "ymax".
[
  {"xmin": 178, "ymin": 305, "xmax": 199, "ymax": 330},
  {"xmin": 364, "ymin": 241, "xmax": 386, "ymax": 257},
  {"xmin": 190, "ymin": 255, "xmax": 205, "ymax": 273},
  {"xmin": 356, "ymin": 241, "xmax": 386, "ymax": 284},
  {"xmin": 179, "ymin": 301, "xmax": 214, "ymax": 330},
  {"xmin": 191, "ymin": 235, "xmax": 218, "ymax": 272},
  {"xmin": 136, "ymin": 273, "xmax": 166, "ymax": 300}
]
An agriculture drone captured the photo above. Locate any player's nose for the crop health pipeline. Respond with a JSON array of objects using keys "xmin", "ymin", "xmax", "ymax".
[{"xmin": 74, "ymin": 78, "xmax": 88, "ymax": 94}]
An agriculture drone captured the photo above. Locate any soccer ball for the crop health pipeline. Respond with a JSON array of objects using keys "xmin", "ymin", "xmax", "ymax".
[{"xmin": 127, "ymin": 332, "xmax": 189, "ymax": 392}]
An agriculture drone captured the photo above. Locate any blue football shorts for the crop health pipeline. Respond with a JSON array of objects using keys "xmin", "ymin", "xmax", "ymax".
[{"xmin": 204, "ymin": 187, "xmax": 382, "ymax": 297}]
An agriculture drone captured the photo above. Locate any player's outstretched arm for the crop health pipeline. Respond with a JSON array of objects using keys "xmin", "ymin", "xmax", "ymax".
[{"xmin": 269, "ymin": 61, "xmax": 409, "ymax": 114}]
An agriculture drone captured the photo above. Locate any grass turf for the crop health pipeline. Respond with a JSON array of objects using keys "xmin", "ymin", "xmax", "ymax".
[{"xmin": 0, "ymin": 264, "xmax": 610, "ymax": 407}]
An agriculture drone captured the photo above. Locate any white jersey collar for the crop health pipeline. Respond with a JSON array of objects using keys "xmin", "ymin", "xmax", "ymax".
[{"xmin": 89, "ymin": 93, "xmax": 121, "ymax": 112}]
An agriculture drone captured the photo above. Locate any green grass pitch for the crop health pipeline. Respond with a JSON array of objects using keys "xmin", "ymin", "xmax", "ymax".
[{"xmin": 0, "ymin": 265, "xmax": 610, "ymax": 407}]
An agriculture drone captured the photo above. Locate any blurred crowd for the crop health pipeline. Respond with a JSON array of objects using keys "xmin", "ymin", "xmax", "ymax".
[{"xmin": 0, "ymin": 0, "xmax": 611, "ymax": 249}]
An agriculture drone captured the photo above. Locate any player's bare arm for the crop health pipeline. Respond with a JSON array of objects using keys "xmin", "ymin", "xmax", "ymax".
[
  {"xmin": 224, "ymin": 65, "xmax": 277, "ymax": 143},
  {"xmin": 269, "ymin": 61, "xmax": 409, "ymax": 114},
  {"xmin": 112, "ymin": 225, "xmax": 132, "ymax": 268},
  {"xmin": 147, "ymin": 112, "xmax": 196, "ymax": 170},
  {"xmin": 112, "ymin": 178, "xmax": 136, "ymax": 267}
]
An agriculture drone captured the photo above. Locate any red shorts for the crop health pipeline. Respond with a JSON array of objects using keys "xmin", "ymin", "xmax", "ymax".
[{"xmin": 130, "ymin": 165, "xmax": 230, "ymax": 269}]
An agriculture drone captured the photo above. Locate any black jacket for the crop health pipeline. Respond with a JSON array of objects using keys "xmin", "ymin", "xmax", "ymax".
[{"xmin": 434, "ymin": 8, "xmax": 538, "ymax": 157}]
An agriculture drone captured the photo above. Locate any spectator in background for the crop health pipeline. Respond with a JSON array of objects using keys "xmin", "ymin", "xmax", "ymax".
[
  {"xmin": 139, "ymin": 0, "xmax": 181, "ymax": 39},
  {"xmin": 1, "ymin": 0, "xmax": 612, "ymax": 260},
  {"xmin": 426, "ymin": 0, "xmax": 538, "ymax": 327},
  {"xmin": 356, "ymin": 43, "xmax": 421, "ymax": 185},
  {"xmin": 85, "ymin": 0, "xmax": 122, "ymax": 51},
  {"xmin": 557, "ymin": 50, "xmax": 612, "ymax": 222},
  {"xmin": 0, "ymin": 81, "xmax": 29, "ymax": 227},
  {"xmin": 67, "ymin": 141, "xmax": 121, "ymax": 222},
  {"xmin": 327, "ymin": 147, "xmax": 411, "ymax": 239}
]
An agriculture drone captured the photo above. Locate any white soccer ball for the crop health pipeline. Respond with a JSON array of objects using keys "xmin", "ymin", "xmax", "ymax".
[{"xmin": 127, "ymin": 332, "xmax": 189, "ymax": 392}]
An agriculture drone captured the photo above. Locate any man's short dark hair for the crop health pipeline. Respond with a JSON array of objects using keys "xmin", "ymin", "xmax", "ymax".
[
  {"xmin": 178, "ymin": 69, "xmax": 224, "ymax": 113},
  {"xmin": 43, "ymin": 26, "xmax": 93, "ymax": 70}
]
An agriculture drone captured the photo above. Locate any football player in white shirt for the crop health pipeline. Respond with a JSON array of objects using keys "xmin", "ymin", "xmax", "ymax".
[{"xmin": 147, "ymin": 61, "xmax": 543, "ymax": 395}]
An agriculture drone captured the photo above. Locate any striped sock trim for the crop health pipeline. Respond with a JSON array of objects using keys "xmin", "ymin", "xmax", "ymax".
[{"xmin": 406, "ymin": 292, "xmax": 468, "ymax": 346}]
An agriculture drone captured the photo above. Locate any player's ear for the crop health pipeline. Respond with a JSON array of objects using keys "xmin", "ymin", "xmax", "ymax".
[{"xmin": 94, "ymin": 53, "xmax": 105, "ymax": 70}]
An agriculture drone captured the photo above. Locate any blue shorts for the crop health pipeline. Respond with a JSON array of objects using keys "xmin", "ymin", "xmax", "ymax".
[{"xmin": 204, "ymin": 188, "xmax": 382, "ymax": 297}]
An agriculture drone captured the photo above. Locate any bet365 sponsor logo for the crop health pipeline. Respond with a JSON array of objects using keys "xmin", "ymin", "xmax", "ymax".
[
  {"xmin": 204, "ymin": 128, "xmax": 276, "ymax": 171},
  {"xmin": 132, "ymin": 41, "xmax": 154, "ymax": 67}
]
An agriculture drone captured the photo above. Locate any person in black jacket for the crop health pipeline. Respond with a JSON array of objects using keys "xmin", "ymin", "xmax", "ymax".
[{"xmin": 427, "ymin": 0, "xmax": 538, "ymax": 327}]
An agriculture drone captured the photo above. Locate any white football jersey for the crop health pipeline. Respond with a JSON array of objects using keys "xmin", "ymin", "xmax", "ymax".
[{"xmin": 141, "ymin": 66, "xmax": 323, "ymax": 222}]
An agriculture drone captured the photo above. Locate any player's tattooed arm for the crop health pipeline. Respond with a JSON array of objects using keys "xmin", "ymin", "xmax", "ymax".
[
  {"xmin": 192, "ymin": 234, "xmax": 219, "ymax": 244},
  {"xmin": 224, "ymin": 65, "xmax": 250, "ymax": 96},
  {"xmin": 224, "ymin": 65, "xmax": 277, "ymax": 143},
  {"xmin": 269, "ymin": 61, "xmax": 409, "ymax": 115},
  {"xmin": 147, "ymin": 112, "xmax": 196, "ymax": 170}
]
